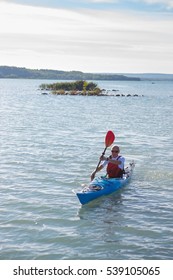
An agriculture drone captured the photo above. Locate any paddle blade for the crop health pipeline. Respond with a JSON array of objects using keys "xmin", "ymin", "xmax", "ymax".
[{"xmin": 105, "ymin": 130, "xmax": 115, "ymax": 147}]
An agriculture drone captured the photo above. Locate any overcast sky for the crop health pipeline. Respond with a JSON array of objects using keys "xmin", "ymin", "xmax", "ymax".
[{"xmin": 0, "ymin": 0, "xmax": 173, "ymax": 73}]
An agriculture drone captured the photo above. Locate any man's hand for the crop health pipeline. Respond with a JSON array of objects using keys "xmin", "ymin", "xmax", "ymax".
[
  {"xmin": 91, "ymin": 171, "xmax": 96, "ymax": 181},
  {"xmin": 100, "ymin": 155, "xmax": 107, "ymax": 161}
]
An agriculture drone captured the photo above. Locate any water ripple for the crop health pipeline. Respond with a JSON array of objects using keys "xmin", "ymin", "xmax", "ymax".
[{"xmin": 0, "ymin": 79, "xmax": 173, "ymax": 260}]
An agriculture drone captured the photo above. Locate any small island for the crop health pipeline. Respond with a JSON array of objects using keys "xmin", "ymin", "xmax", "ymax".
[
  {"xmin": 39, "ymin": 80, "xmax": 144, "ymax": 97},
  {"xmin": 40, "ymin": 80, "xmax": 104, "ymax": 96}
]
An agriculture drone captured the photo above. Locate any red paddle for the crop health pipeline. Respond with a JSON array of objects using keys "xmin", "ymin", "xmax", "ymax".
[{"xmin": 94, "ymin": 130, "xmax": 115, "ymax": 172}]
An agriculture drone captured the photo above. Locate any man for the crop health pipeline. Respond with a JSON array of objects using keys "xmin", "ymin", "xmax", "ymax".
[{"xmin": 91, "ymin": 146, "xmax": 125, "ymax": 181}]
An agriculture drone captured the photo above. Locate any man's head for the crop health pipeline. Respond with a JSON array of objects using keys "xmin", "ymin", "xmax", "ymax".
[{"xmin": 111, "ymin": 146, "xmax": 120, "ymax": 155}]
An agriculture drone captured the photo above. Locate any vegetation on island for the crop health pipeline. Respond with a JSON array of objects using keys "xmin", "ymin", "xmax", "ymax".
[
  {"xmin": 40, "ymin": 80, "xmax": 145, "ymax": 97},
  {"xmin": 40, "ymin": 80, "xmax": 103, "ymax": 96}
]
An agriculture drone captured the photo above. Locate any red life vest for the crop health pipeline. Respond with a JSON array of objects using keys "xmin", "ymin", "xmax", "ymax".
[{"xmin": 106, "ymin": 156, "xmax": 124, "ymax": 178}]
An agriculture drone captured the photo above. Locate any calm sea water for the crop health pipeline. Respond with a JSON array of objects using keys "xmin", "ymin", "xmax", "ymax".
[{"xmin": 0, "ymin": 79, "xmax": 173, "ymax": 260}]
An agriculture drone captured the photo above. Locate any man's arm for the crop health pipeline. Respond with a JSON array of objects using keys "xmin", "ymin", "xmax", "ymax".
[{"xmin": 91, "ymin": 164, "xmax": 104, "ymax": 181}]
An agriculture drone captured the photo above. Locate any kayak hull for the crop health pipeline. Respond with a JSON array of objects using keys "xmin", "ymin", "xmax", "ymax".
[{"xmin": 75, "ymin": 162, "xmax": 135, "ymax": 205}]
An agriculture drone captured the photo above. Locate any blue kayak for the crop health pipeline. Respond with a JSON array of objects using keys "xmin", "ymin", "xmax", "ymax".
[{"xmin": 74, "ymin": 161, "xmax": 135, "ymax": 205}]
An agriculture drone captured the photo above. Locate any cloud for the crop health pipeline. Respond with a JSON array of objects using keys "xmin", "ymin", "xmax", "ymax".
[
  {"xmin": 0, "ymin": 2, "xmax": 173, "ymax": 72},
  {"xmin": 1, "ymin": 0, "xmax": 173, "ymax": 10},
  {"xmin": 138, "ymin": 0, "xmax": 173, "ymax": 8},
  {"xmin": 143, "ymin": 0, "xmax": 173, "ymax": 5},
  {"xmin": 81, "ymin": 0, "xmax": 173, "ymax": 8},
  {"xmin": 84, "ymin": 0, "xmax": 118, "ymax": 2}
]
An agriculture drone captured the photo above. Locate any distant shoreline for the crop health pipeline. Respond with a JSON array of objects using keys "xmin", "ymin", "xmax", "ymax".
[
  {"xmin": 0, "ymin": 66, "xmax": 173, "ymax": 81},
  {"xmin": 0, "ymin": 66, "xmax": 140, "ymax": 81}
]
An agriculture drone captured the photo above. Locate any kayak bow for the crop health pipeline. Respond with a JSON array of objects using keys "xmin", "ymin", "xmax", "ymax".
[{"xmin": 74, "ymin": 161, "xmax": 135, "ymax": 205}]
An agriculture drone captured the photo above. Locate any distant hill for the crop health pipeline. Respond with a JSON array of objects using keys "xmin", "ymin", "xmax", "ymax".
[
  {"xmin": 124, "ymin": 73, "xmax": 173, "ymax": 81},
  {"xmin": 0, "ymin": 66, "xmax": 140, "ymax": 81}
]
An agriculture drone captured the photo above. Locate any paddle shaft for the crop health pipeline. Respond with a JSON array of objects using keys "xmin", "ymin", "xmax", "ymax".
[
  {"xmin": 94, "ymin": 146, "xmax": 108, "ymax": 172},
  {"xmin": 92, "ymin": 131, "xmax": 115, "ymax": 179}
]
